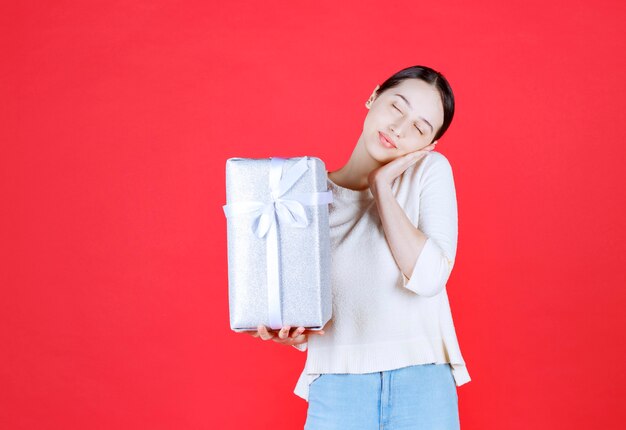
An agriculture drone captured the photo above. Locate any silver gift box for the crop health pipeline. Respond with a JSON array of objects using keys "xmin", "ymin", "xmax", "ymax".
[{"xmin": 223, "ymin": 156, "xmax": 333, "ymax": 332}]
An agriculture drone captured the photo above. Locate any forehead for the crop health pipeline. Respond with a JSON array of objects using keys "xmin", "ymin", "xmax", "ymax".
[{"xmin": 385, "ymin": 79, "xmax": 444, "ymax": 128}]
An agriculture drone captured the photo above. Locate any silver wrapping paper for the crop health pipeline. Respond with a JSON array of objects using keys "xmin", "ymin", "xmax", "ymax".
[{"xmin": 224, "ymin": 156, "xmax": 332, "ymax": 332}]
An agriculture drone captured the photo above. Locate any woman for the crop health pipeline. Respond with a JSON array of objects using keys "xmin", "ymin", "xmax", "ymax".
[{"xmin": 247, "ymin": 65, "xmax": 471, "ymax": 429}]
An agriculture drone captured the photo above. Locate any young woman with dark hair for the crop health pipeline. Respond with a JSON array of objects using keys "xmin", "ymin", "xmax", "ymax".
[{"xmin": 248, "ymin": 65, "xmax": 470, "ymax": 429}]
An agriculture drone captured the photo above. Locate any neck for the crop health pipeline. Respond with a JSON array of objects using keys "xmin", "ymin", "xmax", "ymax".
[{"xmin": 329, "ymin": 135, "xmax": 383, "ymax": 191}]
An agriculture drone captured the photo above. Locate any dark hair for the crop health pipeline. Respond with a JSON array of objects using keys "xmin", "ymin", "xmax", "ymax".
[{"xmin": 375, "ymin": 65, "xmax": 455, "ymax": 142}]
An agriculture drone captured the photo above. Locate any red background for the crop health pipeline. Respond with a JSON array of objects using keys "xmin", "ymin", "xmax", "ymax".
[{"xmin": 2, "ymin": 1, "xmax": 625, "ymax": 429}]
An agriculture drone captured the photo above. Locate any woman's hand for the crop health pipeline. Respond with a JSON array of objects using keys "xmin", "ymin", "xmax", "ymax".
[
  {"xmin": 368, "ymin": 143, "xmax": 436, "ymax": 197},
  {"xmin": 242, "ymin": 325, "xmax": 325, "ymax": 347}
]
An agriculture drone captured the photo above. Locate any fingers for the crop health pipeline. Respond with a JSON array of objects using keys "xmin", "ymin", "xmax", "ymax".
[
  {"xmin": 291, "ymin": 326, "xmax": 306, "ymax": 339},
  {"xmin": 274, "ymin": 326, "xmax": 309, "ymax": 344},
  {"xmin": 274, "ymin": 326, "xmax": 292, "ymax": 342},
  {"xmin": 257, "ymin": 325, "xmax": 275, "ymax": 341},
  {"xmin": 404, "ymin": 150, "xmax": 428, "ymax": 167},
  {"xmin": 290, "ymin": 328, "xmax": 325, "ymax": 346},
  {"xmin": 253, "ymin": 325, "xmax": 326, "ymax": 343},
  {"xmin": 410, "ymin": 143, "xmax": 435, "ymax": 158},
  {"xmin": 291, "ymin": 327, "xmax": 307, "ymax": 344}
]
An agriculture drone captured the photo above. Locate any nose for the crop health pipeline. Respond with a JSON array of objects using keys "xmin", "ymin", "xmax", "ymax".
[{"xmin": 389, "ymin": 118, "xmax": 408, "ymax": 137}]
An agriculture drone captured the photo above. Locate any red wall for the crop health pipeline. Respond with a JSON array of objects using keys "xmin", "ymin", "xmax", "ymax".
[{"xmin": 1, "ymin": 1, "xmax": 625, "ymax": 428}]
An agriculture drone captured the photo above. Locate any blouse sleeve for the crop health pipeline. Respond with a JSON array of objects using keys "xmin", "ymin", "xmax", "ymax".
[{"xmin": 402, "ymin": 153, "xmax": 458, "ymax": 297}]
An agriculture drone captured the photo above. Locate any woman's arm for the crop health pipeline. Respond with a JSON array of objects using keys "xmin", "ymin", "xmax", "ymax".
[{"xmin": 372, "ymin": 153, "xmax": 458, "ymax": 297}]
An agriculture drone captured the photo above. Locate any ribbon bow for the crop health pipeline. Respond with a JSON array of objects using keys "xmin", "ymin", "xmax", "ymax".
[{"xmin": 223, "ymin": 157, "xmax": 333, "ymax": 330}]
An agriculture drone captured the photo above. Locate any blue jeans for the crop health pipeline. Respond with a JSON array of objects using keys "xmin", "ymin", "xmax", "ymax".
[{"xmin": 304, "ymin": 363, "xmax": 460, "ymax": 430}]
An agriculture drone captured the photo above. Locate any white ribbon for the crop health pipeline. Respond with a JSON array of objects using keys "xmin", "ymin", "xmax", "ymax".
[{"xmin": 223, "ymin": 157, "xmax": 333, "ymax": 330}]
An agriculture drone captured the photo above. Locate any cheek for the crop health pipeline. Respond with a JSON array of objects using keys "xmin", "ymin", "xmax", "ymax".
[
  {"xmin": 405, "ymin": 139, "xmax": 430, "ymax": 153},
  {"xmin": 365, "ymin": 107, "xmax": 391, "ymax": 125},
  {"xmin": 362, "ymin": 115, "xmax": 380, "ymax": 133}
]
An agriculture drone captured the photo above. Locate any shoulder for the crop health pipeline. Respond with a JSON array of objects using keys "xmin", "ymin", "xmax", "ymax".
[
  {"xmin": 424, "ymin": 150, "xmax": 453, "ymax": 171},
  {"xmin": 404, "ymin": 150, "xmax": 454, "ymax": 185}
]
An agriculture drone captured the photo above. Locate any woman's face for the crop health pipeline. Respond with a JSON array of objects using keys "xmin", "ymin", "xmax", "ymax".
[{"xmin": 362, "ymin": 78, "xmax": 444, "ymax": 163}]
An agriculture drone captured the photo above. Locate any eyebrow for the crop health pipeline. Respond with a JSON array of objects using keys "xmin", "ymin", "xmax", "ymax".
[{"xmin": 394, "ymin": 93, "xmax": 434, "ymax": 133}]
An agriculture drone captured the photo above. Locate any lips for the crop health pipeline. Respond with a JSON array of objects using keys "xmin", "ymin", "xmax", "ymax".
[{"xmin": 378, "ymin": 131, "xmax": 397, "ymax": 148}]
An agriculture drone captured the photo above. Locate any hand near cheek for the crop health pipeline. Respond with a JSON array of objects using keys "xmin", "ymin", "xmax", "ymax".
[{"xmin": 368, "ymin": 142, "xmax": 437, "ymax": 195}]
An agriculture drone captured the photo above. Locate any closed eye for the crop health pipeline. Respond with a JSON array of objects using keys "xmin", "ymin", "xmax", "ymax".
[{"xmin": 393, "ymin": 103, "xmax": 423, "ymax": 134}]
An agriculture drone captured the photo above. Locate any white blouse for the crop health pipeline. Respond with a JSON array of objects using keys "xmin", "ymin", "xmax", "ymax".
[{"xmin": 292, "ymin": 151, "xmax": 471, "ymax": 401}]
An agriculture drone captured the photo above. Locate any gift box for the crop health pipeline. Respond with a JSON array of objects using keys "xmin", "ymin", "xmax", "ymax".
[{"xmin": 222, "ymin": 156, "xmax": 333, "ymax": 332}]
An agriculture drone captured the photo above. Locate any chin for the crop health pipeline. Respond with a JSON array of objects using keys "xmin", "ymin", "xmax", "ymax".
[
  {"xmin": 366, "ymin": 139, "xmax": 396, "ymax": 164},
  {"xmin": 363, "ymin": 141, "xmax": 383, "ymax": 162}
]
